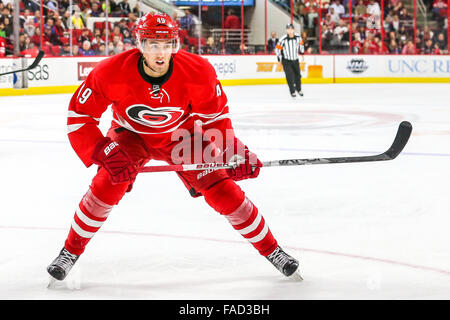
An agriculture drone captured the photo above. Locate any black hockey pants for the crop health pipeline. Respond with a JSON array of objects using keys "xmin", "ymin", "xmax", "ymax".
[{"xmin": 282, "ymin": 58, "xmax": 301, "ymax": 94}]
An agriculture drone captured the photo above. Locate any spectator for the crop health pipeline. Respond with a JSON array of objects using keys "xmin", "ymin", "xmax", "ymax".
[
  {"xmin": 20, "ymin": 9, "xmax": 32, "ymax": 28},
  {"xmin": 383, "ymin": 9, "xmax": 395, "ymax": 29},
  {"xmin": 432, "ymin": 0, "xmax": 448, "ymax": 26},
  {"xmin": 432, "ymin": 43, "xmax": 441, "ymax": 54},
  {"xmin": 53, "ymin": 17, "xmax": 65, "ymax": 39},
  {"xmin": 72, "ymin": 44, "xmax": 80, "ymax": 56},
  {"xmin": 355, "ymin": 0, "xmax": 367, "ymax": 17},
  {"xmin": 224, "ymin": 9, "xmax": 240, "ymax": 29},
  {"xmin": 46, "ymin": 0, "xmax": 58, "ymax": 12},
  {"xmin": 96, "ymin": 42, "xmax": 107, "ymax": 55},
  {"xmin": 205, "ymin": 36, "xmax": 218, "ymax": 54},
  {"xmin": 0, "ymin": 33, "xmax": 6, "ymax": 57},
  {"xmin": 61, "ymin": 10, "xmax": 71, "ymax": 29},
  {"xmin": 21, "ymin": 40, "xmax": 39, "ymax": 57},
  {"xmin": 389, "ymin": 0, "xmax": 403, "ymax": 14},
  {"xmin": 102, "ymin": 0, "xmax": 112, "ymax": 16},
  {"xmin": 388, "ymin": 14, "xmax": 401, "ymax": 32},
  {"xmin": 91, "ymin": 34, "xmax": 104, "ymax": 50},
  {"xmin": 329, "ymin": 0, "xmax": 345, "ymax": 17},
  {"xmin": 398, "ymin": 7, "xmax": 412, "ymax": 22},
  {"xmin": 118, "ymin": 18, "xmax": 129, "ymax": 33},
  {"xmin": 71, "ymin": 11, "xmax": 85, "ymax": 29},
  {"xmin": 323, "ymin": 13, "xmax": 336, "ymax": 29},
  {"xmin": 79, "ymin": 40, "xmax": 95, "ymax": 56},
  {"xmin": 434, "ymin": 32, "xmax": 446, "ymax": 51},
  {"xmin": 59, "ymin": 0, "xmax": 70, "ymax": 17},
  {"xmin": 267, "ymin": 31, "xmax": 278, "ymax": 52},
  {"xmin": 321, "ymin": 24, "xmax": 334, "ymax": 50},
  {"xmin": 90, "ymin": 2, "xmax": 103, "ymax": 17},
  {"xmin": 359, "ymin": 39, "xmax": 372, "ymax": 53},
  {"xmin": 420, "ymin": 25, "xmax": 434, "ymax": 42},
  {"xmin": 172, "ymin": 11, "xmax": 180, "ymax": 29},
  {"xmin": 179, "ymin": 8, "xmax": 195, "ymax": 35},
  {"xmin": 127, "ymin": 12, "xmax": 138, "ymax": 30},
  {"xmin": 2, "ymin": 16, "xmax": 12, "ymax": 37},
  {"xmin": 329, "ymin": 7, "xmax": 340, "ymax": 24},
  {"xmin": 421, "ymin": 39, "xmax": 434, "ymax": 54},
  {"xmin": 24, "ymin": 18, "xmax": 36, "ymax": 37},
  {"xmin": 32, "ymin": 9, "xmax": 41, "ymax": 25},
  {"xmin": 367, "ymin": 0, "xmax": 381, "ymax": 16},
  {"xmin": 43, "ymin": 25, "xmax": 62, "ymax": 46},
  {"xmin": 122, "ymin": 28, "xmax": 133, "ymax": 45},
  {"xmin": 293, "ymin": 0, "xmax": 304, "ymax": 19},
  {"xmin": 111, "ymin": 34, "xmax": 123, "ymax": 54},
  {"xmin": 354, "ymin": 25, "xmax": 367, "ymax": 42},
  {"xmin": 397, "ymin": 24, "xmax": 409, "ymax": 44},
  {"xmin": 78, "ymin": 0, "xmax": 90, "ymax": 11},
  {"xmin": 118, "ymin": 0, "xmax": 131, "ymax": 16},
  {"xmin": 402, "ymin": 40, "xmax": 415, "ymax": 54},
  {"xmin": 374, "ymin": 35, "xmax": 387, "ymax": 53},
  {"xmin": 112, "ymin": 25, "xmax": 123, "ymax": 41},
  {"xmin": 30, "ymin": 27, "xmax": 41, "ymax": 47},
  {"xmin": 302, "ymin": 31, "xmax": 313, "ymax": 53},
  {"xmin": 107, "ymin": 41, "xmax": 115, "ymax": 54},
  {"xmin": 388, "ymin": 39, "xmax": 401, "ymax": 53},
  {"xmin": 18, "ymin": 33, "xmax": 27, "ymax": 52},
  {"xmin": 343, "ymin": 0, "xmax": 357, "ymax": 17},
  {"xmin": 132, "ymin": 2, "xmax": 140, "ymax": 17},
  {"xmin": 303, "ymin": 0, "xmax": 319, "ymax": 29},
  {"xmin": 60, "ymin": 42, "xmax": 71, "ymax": 56},
  {"xmin": 334, "ymin": 19, "xmax": 349, "ymax": 42},
  {"xmin": 123, "ymin": 38, "xmax": 134, "ymax": 51},
  {"xmin": 78, "ymin": 28, "xmax": 92, "ymax": 45}
]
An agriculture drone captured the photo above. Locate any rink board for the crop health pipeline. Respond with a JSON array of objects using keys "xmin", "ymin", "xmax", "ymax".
[{"xmin": 0, "ymin": 54, "xmax": 449, "ymax": 95}]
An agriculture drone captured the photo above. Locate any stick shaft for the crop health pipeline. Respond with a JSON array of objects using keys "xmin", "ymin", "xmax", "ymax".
[{"xmin": 139, "ymin": 121, "xmax": 412, "ymax": 173}]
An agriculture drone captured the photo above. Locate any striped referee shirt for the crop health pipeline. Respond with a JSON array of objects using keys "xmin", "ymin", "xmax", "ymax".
[{"xmin": 275, "ymin": 33, "xmax": 305, "ymax": 61}]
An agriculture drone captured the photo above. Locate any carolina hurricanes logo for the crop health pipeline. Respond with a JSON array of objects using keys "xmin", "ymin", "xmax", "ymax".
[{"xmin": 126, "ymin": 105, "xmax": 184, "ymax": 128}]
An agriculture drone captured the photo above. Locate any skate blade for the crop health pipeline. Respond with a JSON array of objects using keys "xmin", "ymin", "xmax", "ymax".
[
  {"xmin": 47, "ymin": 276, "xmax": 59, "ymax": 289},
  {"xmin": 288, "ymin": 270, "xmax": 304, "ymax": 281}
]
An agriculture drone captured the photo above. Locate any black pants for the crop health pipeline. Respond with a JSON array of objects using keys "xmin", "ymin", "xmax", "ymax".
[{"xmin": 282, "ymin": 59, "xmax": 301, "ymax": 94}]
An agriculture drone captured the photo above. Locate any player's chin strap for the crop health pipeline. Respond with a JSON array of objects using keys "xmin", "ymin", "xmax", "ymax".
[{"xmin": 139, "ymin": 121, "xmax": 412, "ymax": 173}]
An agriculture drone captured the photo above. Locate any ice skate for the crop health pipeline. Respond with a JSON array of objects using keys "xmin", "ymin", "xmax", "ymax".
[
  {"xmin": 266, "ymin": 246, "xmax": 303, "ymax": 280},
  {"xmin": 290, "ymin": 92, "xmax": 296, "ymax": 98},
  {"xmin": 47, "ymin": 247, "xmax": 79, "ymax": 281},
  {"xmin": 297, "ymin": 90, "xmax": 304, "ymax": 97}
]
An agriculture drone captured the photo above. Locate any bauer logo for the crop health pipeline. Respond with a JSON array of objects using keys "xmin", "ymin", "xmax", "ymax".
[
  {"xmin": 346, "ymin": 58, "xmax": 369, "ymax": 73},
  {"xmin": 78, "ymin": 62, "xmax": 98, "ymax": 80}
]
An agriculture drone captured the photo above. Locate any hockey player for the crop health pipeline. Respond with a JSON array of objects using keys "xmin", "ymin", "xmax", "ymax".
[{"xmin": 47, "ymin": 13, "xmax": 302, "ymax": 282}]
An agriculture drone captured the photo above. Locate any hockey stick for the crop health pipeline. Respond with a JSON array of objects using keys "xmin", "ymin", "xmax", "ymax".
[
  {"xmin": 139, "ymin": 121, "xmax": 412, "ymax": 173},
  {"xmin": 0, "ymin": 50, "xmax": 44, "ymax": 76}
]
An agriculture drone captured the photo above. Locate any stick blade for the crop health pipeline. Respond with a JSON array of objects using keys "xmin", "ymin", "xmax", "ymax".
[{"xmin": 385, "ymin": 121, "xmax": 412, "ymax": 159}]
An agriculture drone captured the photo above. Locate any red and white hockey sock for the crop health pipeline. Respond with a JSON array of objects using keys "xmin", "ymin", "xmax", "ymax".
[
  {"xmin": 224, "ymin": 197, "xmax": 278, "ymax": 256},
  {"xmin": 203, "ymin": 179, "xmax": 278, "ymax": 256},
  {"xmin": 64, "ymin": 188, "xmax": 113, "ymax": 255}
]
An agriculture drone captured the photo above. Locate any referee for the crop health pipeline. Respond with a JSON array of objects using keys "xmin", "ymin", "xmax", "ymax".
[{"xmin": 276, "ymin": 24, "xmax": 305, "ymax": 98}]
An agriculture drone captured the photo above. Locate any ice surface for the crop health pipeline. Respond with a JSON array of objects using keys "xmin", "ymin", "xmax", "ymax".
[{"xmin": 0, "ymin": 83, "xmax": 449, "ymax": 299}]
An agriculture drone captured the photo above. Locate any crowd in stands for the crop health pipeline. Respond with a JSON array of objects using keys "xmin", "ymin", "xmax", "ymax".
[{"xmin": 0, "ymin": 0, "xmax": 449, "ymax": 57}]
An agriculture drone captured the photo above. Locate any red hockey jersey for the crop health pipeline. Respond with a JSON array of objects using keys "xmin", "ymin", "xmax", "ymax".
[{"xmin": 67, "ymin": 49, "xmax": 234, "ymax": 167}]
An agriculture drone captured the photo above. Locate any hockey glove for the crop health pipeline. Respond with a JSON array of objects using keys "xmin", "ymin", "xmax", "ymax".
[
  {"xmin": 91, "ymin": 137, "xmax": 138, "ymax": 185},
  {"xmin": 226, "ymin": 149, "xmax": 262, "ymax": 181}
]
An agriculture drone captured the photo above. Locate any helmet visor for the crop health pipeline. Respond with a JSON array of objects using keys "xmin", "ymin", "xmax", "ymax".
[{"xmin": 139, "ymin": 39, "xmax": 180, "ymax": 54}]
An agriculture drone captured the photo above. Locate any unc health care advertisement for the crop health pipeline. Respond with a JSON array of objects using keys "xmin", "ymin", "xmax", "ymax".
[{"xmin": 335, "ymin": 55, "xmax": 450, "ymax": 79}]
